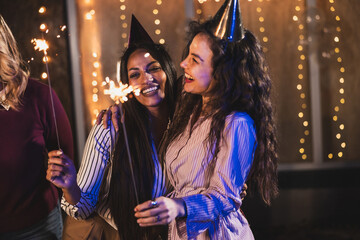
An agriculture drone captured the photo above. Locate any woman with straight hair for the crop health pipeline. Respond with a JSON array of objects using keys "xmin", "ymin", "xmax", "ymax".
[{"xmin": 47, "ymin": 15, "xmax": 178, "ymax": 239}]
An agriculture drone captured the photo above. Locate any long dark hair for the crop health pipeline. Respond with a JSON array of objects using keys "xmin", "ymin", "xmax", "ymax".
[
  {"xmin": 109, "ymin": 42, "xmax": 177, "ymax": 239},
  {"xmin": 161, "ymin": 20, "xmax": 278, "ymax": 205}
]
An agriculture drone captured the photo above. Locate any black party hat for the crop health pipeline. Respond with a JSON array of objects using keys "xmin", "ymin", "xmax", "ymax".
[
  {"xmin": 128, "ymin": 14, "xmax": 154, "ymax": 45},
  {"xmin": 212, "ymin": 0, "xmax": 245, "ymax": 42}
]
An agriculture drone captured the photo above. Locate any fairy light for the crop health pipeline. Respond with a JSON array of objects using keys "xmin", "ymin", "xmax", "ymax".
[
  {"xmin": 82, "ymin": 2, "xmax": 102, "ymax": 122},
  {"xmin": 40, "ymin": 23, "xmax": 47, "ymax": 31},
  {"xmin": 93, "ymin": 61, "xmax": 100, "ymax": 68},
  {"xmin": 293, "ymin": 0, "xmax": 310, "ymax": 160},
  {"xmin": 119, "ymin": 1, "xmax": 127, "ymax": 48},
  {"xmin": 195, "ymin": 0, "xmax": 211, "ymax": 19},
  {"xmin": 154, "ymin": 0, "xmax": 164, "ymax": 44},
  {"xmin": 41, "ymin": 72, "xmax": 48, "ymax": 79},
  {"xmin": 39, "ymin": 6, "xmax": 46, "ymax": 14},
  {"xmin": 325, "ymin": 0, "xmax": 346, "ymax": 159},
  {"xmin": 85, "ymin": 11, "xmax": 94, "ymax": 20},
  {"xmin": 251, "ymin": 0, "xmax": 269, "ymax": 52}
]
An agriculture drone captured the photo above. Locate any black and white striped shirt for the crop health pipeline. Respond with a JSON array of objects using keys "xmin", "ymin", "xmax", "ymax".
[{"xmin": 61, "ymin": 122, "xmax": 166, "ymax": 230}]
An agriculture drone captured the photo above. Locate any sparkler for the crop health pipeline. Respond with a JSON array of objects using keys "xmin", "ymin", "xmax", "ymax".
[
  {"xmin": 31, "ymin": 38, "xmax": 61, "ymax": 151},
  {"xmin": 103, "ymin": 76, "xmax": 140, "ymax": 204}
]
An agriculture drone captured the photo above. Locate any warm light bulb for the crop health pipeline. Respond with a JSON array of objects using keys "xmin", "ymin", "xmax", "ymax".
[{"xmin": 39, "ymin": 7, "xmax": 46, "ymax": 14}]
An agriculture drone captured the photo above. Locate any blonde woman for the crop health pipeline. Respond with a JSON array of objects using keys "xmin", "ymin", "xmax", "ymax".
[{"xmin": 0, "ymin": 15, "xmax": 73, "ymax": 239}]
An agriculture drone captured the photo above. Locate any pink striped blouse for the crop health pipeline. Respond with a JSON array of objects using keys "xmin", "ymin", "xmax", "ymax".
[{"xmin": 166, "ymin": 112, "xmax": 256, "ymax": 239}]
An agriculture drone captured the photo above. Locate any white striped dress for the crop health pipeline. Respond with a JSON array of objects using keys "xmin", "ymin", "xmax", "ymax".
[
  {"xmin": 61, "ymin": 122, "xmax": 166, "ymax": 230},
  {"xmin": 166, "ymin": 112, "xmax": 256, "ymax": 239}
]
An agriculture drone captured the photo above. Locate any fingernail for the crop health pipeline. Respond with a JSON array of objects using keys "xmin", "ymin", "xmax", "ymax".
[{"xmin": 57, "ymin": 150, "xmax": 62, "ymax": 155}]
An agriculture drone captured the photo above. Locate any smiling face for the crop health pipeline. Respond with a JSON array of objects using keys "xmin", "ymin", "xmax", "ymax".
[
  {"xmin": 180, "ymin": 33, "xmax": 214, "ymax": 97},
  {"xmin": 127, "ymin": 49, "xmax": 167, "ymax": 110}
]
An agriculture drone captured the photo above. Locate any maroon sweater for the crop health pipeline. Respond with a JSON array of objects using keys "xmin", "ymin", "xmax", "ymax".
[{"xmin": 0, "ymin": 79, "xmax": 74, "ymax": 232}]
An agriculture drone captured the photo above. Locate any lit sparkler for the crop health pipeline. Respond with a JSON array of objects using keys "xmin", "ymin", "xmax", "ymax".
[
  {"xmin": 31, "ymin": 38, "xmax": 49, "ymax": 54},
  {"xmin": 32, "ymin": 37, "xmax": 61, "ymax": 151},
  {"xmin": 103, "ymin": 77, "xmax": 140, "ymax": 104},
  {"xmin": 103, "ymin": 76, "xmax": 140, "ymax": 204}
]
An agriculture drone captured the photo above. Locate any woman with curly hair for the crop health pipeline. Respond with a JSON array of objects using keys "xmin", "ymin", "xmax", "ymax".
[
  {"xmin": 0, "ymin": 15, "xmax": 73, "ymax": 239},
  {"xmin": 134, "ymin": 1, "xmax": 278, "ymax": 239}
]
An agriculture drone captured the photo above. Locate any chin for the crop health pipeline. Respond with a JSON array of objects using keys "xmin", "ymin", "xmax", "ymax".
[{"xmin": 144, "ymin": 98, "xmax": 164, "ymax": 108}]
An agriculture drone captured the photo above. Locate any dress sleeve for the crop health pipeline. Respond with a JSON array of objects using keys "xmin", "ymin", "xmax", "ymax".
[
  {"xmin": 179, "ymin": 115, "xmax": 256, "ymax": 238},
  {"xmin": 61, "ymin": 123, "xmax": 113, "ymax": 219}
]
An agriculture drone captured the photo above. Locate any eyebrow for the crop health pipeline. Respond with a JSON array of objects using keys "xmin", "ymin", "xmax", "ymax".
[
  {"xmin": 146, "ymin": 61, "xmax": 159, "ymax": 68},
  {"xmin": 128, "ymin": 60, "xmax": 159, "ymax": 71},
  {"xmin": 191, "ymin": 53, "xmax": 204, "ymax": 62}
]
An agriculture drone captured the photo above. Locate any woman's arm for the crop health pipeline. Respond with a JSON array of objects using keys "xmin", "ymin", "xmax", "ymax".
[
  {"xmin": 179, "ymin": 115, "xmax": 256, "ymax": 236},
  {"xmin": 134, "ymin": 114, "xmax": 256, "ymax": 236},
  {"xmin": 52, "ymin": 124, "xmax": 113, "ymax": 219}
]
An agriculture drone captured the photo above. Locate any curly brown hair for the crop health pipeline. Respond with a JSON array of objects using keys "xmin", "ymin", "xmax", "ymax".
[{"xmin": 161, "ymin": 20, "xmax": 278, "ymax": 205}]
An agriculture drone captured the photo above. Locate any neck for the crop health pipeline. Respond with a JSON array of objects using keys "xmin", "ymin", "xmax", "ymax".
[{"xmin": 147, "ymin": 101, "xmax": 169, "ymax": 147}]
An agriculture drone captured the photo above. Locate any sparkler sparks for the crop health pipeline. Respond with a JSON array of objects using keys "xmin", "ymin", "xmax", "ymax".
[
  {"xmin": 31, "ymin": 38, "xmax": 49, "ymax": 55},
  {"xmin": 103, "ymin": 77, "xmax": 140, "ymax": 103}
]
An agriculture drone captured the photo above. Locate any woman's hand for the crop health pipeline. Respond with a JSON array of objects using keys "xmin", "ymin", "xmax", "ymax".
[
  {"xmin": 46, "ymin": 150, "xmax": 80, "ymax": 204},
  {"xmin": 134, "ymin": 196, "xmax": 186, "ymax": 227},
  {"xmin": 95, "ymin": 105, "xmax": 122, "ymax": 131}
]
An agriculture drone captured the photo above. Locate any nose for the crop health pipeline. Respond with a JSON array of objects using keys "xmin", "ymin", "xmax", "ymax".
[
  {"xmin": 180, "ymin": 57, "xmax": 188, "ymax": 69},
  {"xmin": 141, "ymin": 72, "xmax": 154, "ymax": 83}
]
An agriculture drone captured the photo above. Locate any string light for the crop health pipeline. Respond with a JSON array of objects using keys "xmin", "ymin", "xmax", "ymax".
[
  {"xmin": 39, "ymin": 6, "xmax": 46, "ymax": 14},
  {"xmin": 251, "ymin": 0, "xmax": 269, "ymax": 52},
  {"xmin": 40, "ymin": 23, "xmax": 47, "ymax": 31},
  {"xmin": 154, "ymin": 0, "xmax": 164, "ymax": 44},
  {"xmin": 327, "ymin": 0, "xmax": 346, "ymax": 159},
  {"xmin": 41, "ymin": 72, "xmax": 48, "ymax": 79},
  {"xmin": 81, "ymin": 0, "xmax": 102, "ymax": 123},
  {"xmin": 293, "ymin": 0, "xmax": 310, "ymax": 160},
  {"xmin": 119, "ymin": 1, "xmax": 127, "ymax": 48}
]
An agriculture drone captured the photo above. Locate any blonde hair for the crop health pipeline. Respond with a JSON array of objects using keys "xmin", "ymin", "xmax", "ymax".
[{"xmin": 0, "ymin": 15, "xmax": 29, "ymax": 111}]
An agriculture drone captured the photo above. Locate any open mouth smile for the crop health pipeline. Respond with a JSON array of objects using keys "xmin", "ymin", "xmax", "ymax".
[
  {"xmin": 141, "ymin": 84, "xmax": 160, "ymax": 95},
  {"xmin": 184, "ymin": 73, "xmax": 194, "ymax": 83}
]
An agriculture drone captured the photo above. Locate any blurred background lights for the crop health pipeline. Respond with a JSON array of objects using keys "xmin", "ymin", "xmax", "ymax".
[{"xmin": 39, "ymin": 6, "xmax": 46, "ymax": 14}]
